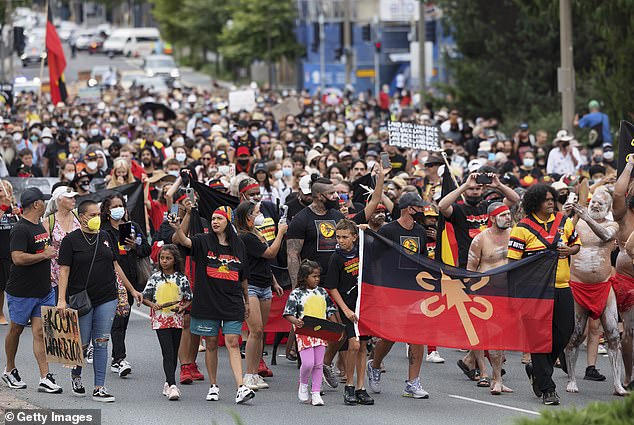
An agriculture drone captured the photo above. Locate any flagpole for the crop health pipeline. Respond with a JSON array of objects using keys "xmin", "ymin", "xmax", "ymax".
[
  {"xmin": 441, "ymin": 151, "xmax": 465, "ymax": 201},
  {"xmin": 38, "ymin": 0, "xmax": 49, "ymax": 116}
]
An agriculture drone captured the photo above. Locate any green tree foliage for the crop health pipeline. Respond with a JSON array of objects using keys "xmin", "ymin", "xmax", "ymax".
[{"xmin": 218, "ymin": 0, "xmax": 303, "ymax": 68}]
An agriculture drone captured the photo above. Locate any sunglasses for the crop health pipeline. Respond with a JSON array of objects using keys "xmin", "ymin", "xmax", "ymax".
[{"xmin": 201, "ymin": 157, "xmax": 212, "ymax": 161}]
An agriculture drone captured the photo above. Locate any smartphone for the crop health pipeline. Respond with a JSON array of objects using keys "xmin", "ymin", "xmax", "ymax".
[
  {"xmin": 566, "ymin": 192, "xmax": 577, "ymax": 204},
  {"xmin": 380, "ymin": 152, "xmax": 391, "ymax": 169},
  {"xmin": 169, "ymin": 203, "xmax": 179, "ymax": 217},
  {"xmin": 118, "ymin": 222, "xmax": 133, "ymax": 245},
  {"xmin": 185, "ymin": 187, "xmax": 195, "ymax": 204},
  {"xmin": 476, "ymin": 173, "xmax": 492, "ymax": 185},
  {"xmin": 279, "ymin": 205, "xmax": 288, "ymax": 224},
  {"xmin": 229, "ymin": 164, "xmax": 236, "ymax": 179}
]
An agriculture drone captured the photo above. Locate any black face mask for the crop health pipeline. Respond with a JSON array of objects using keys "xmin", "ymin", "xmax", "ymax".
[
  {"xmin": 558, "ymin": 193, "xmax": 569, "ymax": 204},
  {"xmin": 444, "ymin": 149, "xmax": 454, "ymax": 157},
  {"xmin": 322, "ymin": 195, "xmax": 339, "ymax": 210},
  {"xmin": 412, "ymin": 211, "xmax": 425, "ymax": 223},
  {"xmin": 237, "ymin": 158, "xmax": 249, "ymax": 165},
  {"xmin": 465, "ymin": 197, "xmax": 480, "ymax": 206}
]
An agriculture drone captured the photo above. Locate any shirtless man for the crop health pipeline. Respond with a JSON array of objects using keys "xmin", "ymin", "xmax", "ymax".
[
  {"xmin": 564, "ymin": 190, "xmax": 627, "ymax": 396},
  {"xmin": 465, "ymin": 202, "xmax": 512, "ymax": 395},
  {"xmin": 611, "ymin": 155, "xmax": 634, "ymax": 389}
]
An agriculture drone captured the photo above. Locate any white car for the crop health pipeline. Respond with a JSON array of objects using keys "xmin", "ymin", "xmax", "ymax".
[
  {"xmin": 142, "ymin": 54, "xmax": 179, "ymax": 80},
  {"xmin": 73, "ymin": 29, "xmax": 99, "ymax": 50}
]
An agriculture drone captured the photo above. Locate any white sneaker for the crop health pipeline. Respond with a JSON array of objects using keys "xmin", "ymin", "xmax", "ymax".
[
  {"xmin": 117, "ymin": 360, "xmax": 132, "ymax": 378},
  {"xmin": 298, "ymin": 383, "xmax": 309, "ymax": 402},
  {"xmin": 243, "ymin": 374, "xmax": 259, "ymax": 391},
  {"xmin": 311, "ymin": 391, "xmax": 324, "ymax": 406},
  {"xmin": 426, "ymin": 351, "xmax": 445, "ymax": 364},
  {"xmin": 235, "ymin": 385, "xmax": 255, "ymax": 404},
  {"xmin": 163, "ymin": 382, "xmax": 170, "ymax": 396},
  {"xmin": 598, "ymin": 344, "xmax": 608, "ymax": 355},
  {"xmin": 167, "ymin": 385, "xmax": 180, "ymax": 401},
  {"xmin": 206, "ymin": 385, "xmax": 219, "ymax": 401},
  {"xmin": 38, "ymin": 373, "xmax": 63, "ymax": 394},
  {"xmin": 2, "ymin": 368, "xmax": 27, "ymax": 389},
  {"xmin": 254, "ymin": 374, "xmax": 269, "ymax": 390}
]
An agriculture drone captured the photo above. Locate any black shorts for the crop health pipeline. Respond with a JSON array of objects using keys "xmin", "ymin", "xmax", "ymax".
[
  {"xmin": 0, "ymin": 258, "xmax": 10, "ymax": 291},
  {"xmin": 342, "ymin": 316, "xmax": 370, "ymax": 341}
]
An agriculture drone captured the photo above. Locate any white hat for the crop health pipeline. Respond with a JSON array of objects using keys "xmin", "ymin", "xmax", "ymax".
[
  {"xmin": 468, "ymin": 159, "xmax": 482, "ymax": 173},
  {"xmin": 555, "ymin": 129, "xmax": 573, "ymax": 143},
  {"xmin": 299, "ymin": 174, "xmax": 312, "ymax": 195},
  {"xmin": 306, "ymin": 149, "xmax": 322, "ymax": 166},
  {"xmin": 41, "ymin": 127, "xmax": 53, "ymax": 140},
  {"xmin": 51, "ymin": 185, "xmax": 78, "ymax": 200}
]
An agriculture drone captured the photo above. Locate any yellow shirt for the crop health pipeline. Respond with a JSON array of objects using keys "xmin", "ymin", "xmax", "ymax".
[{"xmin": 507, "ymin": 213, "xmax": 580, "ymax": 288}]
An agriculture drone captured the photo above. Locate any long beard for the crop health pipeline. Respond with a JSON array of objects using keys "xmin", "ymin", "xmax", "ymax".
[
  {"xmin": 0, "ymin": 147, "xmax": 15, "ymax": 164},
  {"xmin": 588, "ymin": 208, "xmax": 607, "ymax": 221}
]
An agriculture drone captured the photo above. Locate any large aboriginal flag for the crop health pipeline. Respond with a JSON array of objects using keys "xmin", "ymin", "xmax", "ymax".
[
  {"xmin": 435, "ymin": 165, "xmax": 458, "ymax": 266},
  {"xmin": 357, "ymin": 229, "xmax": 558, "ymax": 352},
  {"xmin": 45, "ymin": 7, "xmax": 67, "ymax": 104}
]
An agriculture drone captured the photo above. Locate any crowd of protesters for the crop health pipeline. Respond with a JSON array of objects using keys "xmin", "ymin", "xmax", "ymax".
[{"xmin": 0, "ymin": 79, "xmax": 632, "ymax": 408}]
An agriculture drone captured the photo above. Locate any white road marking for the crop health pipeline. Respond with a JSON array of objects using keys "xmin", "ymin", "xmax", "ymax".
[
  {"xmin": 130, "ymin": 307, "xmax": 150, "ymax": 319},
  {"xmin": 448, "ymin": 394, "xmax": 540, "ymax": 416}
]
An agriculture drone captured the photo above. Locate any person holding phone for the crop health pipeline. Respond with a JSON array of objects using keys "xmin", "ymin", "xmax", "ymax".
[
  {"xmin": 56, "ymin": 199, "xmax": 143, "ymax": 402},
  {"xmin": 99, "ymin": 194, "xmax": 151, "ymax": 378}
]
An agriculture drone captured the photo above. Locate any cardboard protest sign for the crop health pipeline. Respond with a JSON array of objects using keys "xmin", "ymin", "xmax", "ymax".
[
  {"xmin": 272, "ymin": 97, "xmax": 302, "ymax": 122},
  {"xmin": 229, "ymin": 89, "xmax": 256, "ymax": 113},
  {"xmin": 41, "ymin": 306, "xmax": 84, "ymax": 367},
  {"xmin": 388, "ymin": 121, "xmax": 441, "ymax": 151},
  {"xmin": 617, "ymin": 120, "xmax": 634, "ymax": 176}
]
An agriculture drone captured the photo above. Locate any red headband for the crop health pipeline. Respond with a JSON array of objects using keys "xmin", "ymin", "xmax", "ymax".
[
  {"xmin": 240, "ymin": 183, "xmax": 259, "ymax": 194},
  {"xmin": 213, "ymin": 208, "xmax": 230, "ymax": 221},
  {"xmin": 489, "ymin": 205, "xmax": 510, "ymax": 217}
]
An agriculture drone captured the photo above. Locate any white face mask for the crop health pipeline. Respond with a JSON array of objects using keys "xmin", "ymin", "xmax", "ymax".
[
  {"xmin": 13, "ymin": 133, "xmax": 22, "ymax": 141},
  {"xmin": 79, "ymin": 142, "xmax": 88, "ymax": 151},
  {"xmin": 235, "ymin": 130, "xmax": 246, "ymax": 137},
  {"xmin": 86, "ymin": 161, "xmax": 98, "ymax": 170},
  {"xmin": 175, "ymin": 137, "xmax": 184, "ymax": 144},
  {"xmin": 273, "ymin": 150, "xmax": 284, "ymax": 160},
  {"xmin": 218, "ymin": 165, "xmax": 230, "ymax": 175},
  {"xmin": 42, "ymin": 137, "xmax": 52, "ymax": 145},
  {"xmin": 604, "ymin": 151, "xmax": 614, "ymax": 161},
  {"xmin": 253, "ymin": 213, "xmax": 265, "ymax": 227},
  {"xmin": 119, "ymin": 137, "xmax": 128, "ymax": 145},
  {"xmin": 175, "ymin": 153, "xmax": 187, "ymax": 162},
  {"xmin": 64, "ymin": 172, "xmax": 75, "ymax": 181},
  {"xmin": 523, "ymin": 158, "xmax": 535, "ymax": 167},
  {"xmin": 335, "ymin": 137, "xmax": 345, "ymax": 145},
  {"xmin": 273, "ymin": 170, "xmax": 283, "ymax": 180},
  {"xmin": 283, "ymin": 167, "xmax": 292, "ymax": 177},
  {"xmin": 167, "ymin": 170, "xmax": 180, "ymax": 177},
  {"xmin": 90, "ymin": 128, "xmax": 100, "ymax": 136},
  {"xmin": 326, "ymin": 160, "xmax": 335, "ymax": 167}
]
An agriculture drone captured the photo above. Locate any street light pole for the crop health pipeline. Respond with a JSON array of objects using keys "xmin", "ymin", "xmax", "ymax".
[{"xmin": 559, "ymin": 0, "xmax": 575, "ymax": 132}]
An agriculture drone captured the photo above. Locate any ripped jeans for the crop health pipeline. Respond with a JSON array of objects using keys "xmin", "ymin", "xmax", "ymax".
[{"xmin": 72, "ymin": 299, "xmax": 117, "ymax": 388}]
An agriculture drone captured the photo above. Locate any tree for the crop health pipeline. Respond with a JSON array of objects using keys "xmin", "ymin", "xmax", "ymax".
[{"xmin": 218, "ymin": 0, "xmax": 303, "ymax": 71}]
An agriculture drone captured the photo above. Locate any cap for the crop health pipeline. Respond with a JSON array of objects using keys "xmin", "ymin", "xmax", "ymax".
[
  {"xmin": 147, "ymin": 170, "xmax": 177, "ymax": 184},
  {"xmin": 299, "ymin": 174, "xmax": 312, "ymax": 195},
  {"xmin": 253, "ymin": 162, "xmax": 268, "ymax": 174},
  {"xmin": 425, "ymin": 153, "xmax": 444, "ymax": 166},
  {"xmin": 306, "ymin": 149, "xmax": 322, "ymax": 165},
  {"xmin": 51, "ymin": 185, "xmax": 78, "ymax": 200},
  {"xmin": 85, "ymin": 151, "xmax": 98, "ymax": 161},
  {"xmin": 365, "ymin": 150, "xmax": 378, "ymax": 159},
  {"xmin": 21, "ymin": 187, "xmax": 50, "ymax": 208},
  {"xmin": 468, "ymin": 159, "xmax": 482, "ymax": 173},
  {"xmin": 41, "ymin": 128, "xmax": 53, "ymax": 140},
  {"xmin": 216, "ymin": 153, "xmax": 229, "ymax": 164},
  {"xmin": 338, "ymin": 151, "xmax": 351, "ymax": 159},
  {"xmin": 236, "ymin": 146, "xmax": 251, "ymax": 157},
  {"xmin": 519, "ymin": 122, "xmax": 529, "ymax": 130},
  {"xmin": 237, "ymin": 120, "xmax": 249, "ymax": 128},
  {"xmin": 551, "ymin": 181, "xmax": 568, "ymax": 191},
  {"xmin": 423, "ymin": 204, "xmax": 439, "ymax": 217},
  {"xmin": 398, "ymin": 192, "xmax": 425, "ymax": 209}
]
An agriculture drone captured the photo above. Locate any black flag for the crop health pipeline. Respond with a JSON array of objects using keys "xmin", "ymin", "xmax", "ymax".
[
  {"xmin": 617, "ymin": 120, "xmax": 634, "ymax": 176},
  {"xmin": 190, "ymin": 180, "xmax": 239, "ymax": 220},
  {"xmin": 76, "ymin": 182, "xmax": 146, "ymax": 231}
]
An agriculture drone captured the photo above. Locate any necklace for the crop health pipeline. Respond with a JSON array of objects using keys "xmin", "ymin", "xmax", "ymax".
[{"xmin": 80, "ymin": 228, "xmax": 98, "ymax": 245}]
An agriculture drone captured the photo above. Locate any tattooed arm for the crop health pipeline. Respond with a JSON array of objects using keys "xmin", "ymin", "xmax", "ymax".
[{"xmin": 287, "ymin": 238, "xmax": 304, "ymax": 289}]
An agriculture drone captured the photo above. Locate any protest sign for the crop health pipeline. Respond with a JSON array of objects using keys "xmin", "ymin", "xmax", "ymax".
[
  {"xmin": 272, "ymin": 97, "xmax": 302, "ymax": 122},
  {"xmin": 229, "ymin": 89, "xmax": 256, "ymax": 113},
  {"xmin": 388, "ymin": 121, "xmax": 441, "ymax": 151},
  {"xmin": 41, "ymin": 306, "xmax": 84, "ymax": 367}
]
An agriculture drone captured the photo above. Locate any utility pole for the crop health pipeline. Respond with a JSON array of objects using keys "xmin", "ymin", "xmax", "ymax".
[
  {"xmin": 343, "ymin": 0, "xmax": 351, "ymax": 88},
  {"xmin": 319, "ymin": 12, "xmax": 325, "ymax": 93},
  {"xmin": 559, "ymin": 0, "xmax": 575, "ymax": 133},
  {"xmin": 418, "ymin": 1, "xmax": 425, "ymax": 102}
]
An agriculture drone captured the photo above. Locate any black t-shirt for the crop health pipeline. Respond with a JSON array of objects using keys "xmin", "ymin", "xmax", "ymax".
[
  {"xmin": 101, "ymin": 221, "xmax": 151, "ymax": 292},
  {"xmin": 58, "ymin": 230, "xmax": 118, "ymax": 307},
  {"xmin": 389, "ymin": 153, "xmax": 407, "ymax": 175},
  {"xmin": 287, "ymin": 207, "xmax": 344, "ymax": 286},
  {"xmin": 6, "ymin": 218, "xmax": 51, "ymax": 298},
  {"xmin": 0, "ymin": 211, "xmax": 20, "ymax": 259},
  {"xmin": 378, "ymin": 220, "xmax": 428, "ymax": 257},
  {"xmin": 44, "ymin": 142, "xmax": 70, "ymax": 177},
  {"xmin": 240, "ymin": 232, "xmax": 272, "ymax": 288},
  {"xmin": 285, "ymin": 193, "xmax": 307, "ymax": 223},
  {"xmin": 447, "ymin": 200, "xmax": 490, "ymax": 268},
  {"xmin": 326, "ymin": 250, "xmax": 359, "ymax": 309},
  {"xmin": 190, "ymin": 235, "xmax": 247, "ymax": 321}
]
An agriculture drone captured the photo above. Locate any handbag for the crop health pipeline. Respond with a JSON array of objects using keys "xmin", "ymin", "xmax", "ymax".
[
  {"xmin": 136, "ymin": 256, "xmax": 152, "ymax": 290},
  {"xmin": 68, "ymin": 232, "xmax": 99, "ymax": 317}
]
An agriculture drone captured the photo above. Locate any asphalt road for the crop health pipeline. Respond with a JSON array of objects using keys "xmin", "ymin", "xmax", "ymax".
[{"xmin": 0, "ymin": 305, "xmax": 624, "ymax": 425}]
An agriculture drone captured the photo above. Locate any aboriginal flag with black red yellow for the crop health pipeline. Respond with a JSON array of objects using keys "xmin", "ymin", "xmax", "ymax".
[
  {"xmin": 45, "ymin": 7, "xmax": 67, "ymax": 105},
  {"xmin": 357, "ymin": 229, "xmax": 558, "ymax": 353},
  {"xmin": 435, "ymin": 165, "xmax": 458, "ymax": 266}
]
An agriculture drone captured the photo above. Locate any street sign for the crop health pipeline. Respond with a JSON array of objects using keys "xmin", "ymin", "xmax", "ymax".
[{"xmin": 356, "ymin": 69, "xmax": 375, "ymax": 78}]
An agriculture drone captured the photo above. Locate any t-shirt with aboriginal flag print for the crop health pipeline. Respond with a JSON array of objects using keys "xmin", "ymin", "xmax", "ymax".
[
  {"xmin": 142, "ymin": 271, "xmax": 193, "ymax": 330},
  {"xmin": 189, "ymin": 234, "xmax": 248, "ymax": 321}
]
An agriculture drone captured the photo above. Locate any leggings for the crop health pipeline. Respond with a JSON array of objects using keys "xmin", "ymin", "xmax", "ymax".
[
  {"xmin": 299, "ymin": 345, "xmax": 326, "ymax": 393},
  {"xmin": 156, "ymin": 328, "xmax": 182, "ymax": 386}
]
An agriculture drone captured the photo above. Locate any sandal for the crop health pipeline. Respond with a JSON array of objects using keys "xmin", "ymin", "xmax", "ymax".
[
  {"xmin": 457, "ymin": 360, "xmax": 479, "ymax": 381},
  {"xmin": 286, "ymin": 349, "xmax": 298, "ymax": 362},
  {"xmin": 477, "ymin": 376, "xmax": 491, "ymax": 388}
]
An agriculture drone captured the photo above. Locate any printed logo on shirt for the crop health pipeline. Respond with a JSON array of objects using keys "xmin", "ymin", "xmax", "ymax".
[
  {"xmin": 206, "ymin": 250, "xmax": 241, "ymax": 281},
  {"xmin": 315, "ymin": 220, "xmax": 337, "ymax": 252},
  {"xmin": 34, "ymin": 232, "xmax": 49, "ymax": 245},
  {"xmin": 118, "ymin": 242, "xmax": 127, "ymax": 255},
  {"xmin": 400, "ymin": 236, "xmax": 420, "ymax": 255},
  {"xmin": 466, "ymin": 214, "xmax": 489, "ymax": 239},
  {"xmin": 344, "ymin": 257, "xmax": 359, "ymax": 277},
  {"xmin": 257, "ymin": 217, "xmax": 276, "ymax": 243},
  {"xmin": 426, "ymin": 241, "xmax": 436, "ymax": 259}
]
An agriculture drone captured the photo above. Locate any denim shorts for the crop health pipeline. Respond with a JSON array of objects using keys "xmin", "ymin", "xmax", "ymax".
[
  {"xmin": 190, "ymin": 317, "xmax": 243, "ymax": 337},
  {"xmin": 6, "ymin": 290, "xmax": 56, "ymax": 326},
  {"xmin": 248, "ymin": 285, "xmax": 272, "ymax": 301}
]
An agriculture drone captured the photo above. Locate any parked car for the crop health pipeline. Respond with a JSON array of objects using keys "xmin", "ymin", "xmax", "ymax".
[
  {"xmin": 88, "ymin": 33, "xmax": 107, "ymax": 54},
  {"xmin": 72, "ymin": 29, "xmax": 99, "ymax": 50},
  {"xmin": 20, "ymin": 41, "xmax": 46, "ymax": 67}
]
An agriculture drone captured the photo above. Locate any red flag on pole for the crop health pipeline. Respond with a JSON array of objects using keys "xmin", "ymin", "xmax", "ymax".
[{"xmin": 45, "ymin": 5, "xmax": 67, "ymax": 105}]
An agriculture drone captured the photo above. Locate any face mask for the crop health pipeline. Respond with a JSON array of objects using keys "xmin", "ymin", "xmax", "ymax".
[
  {"xmin": 30, "ymin": 135, "xmax": 38, "ymax": 142},
  {"xmin": 167, "ymin": 170, "xmax": 179, "ymax": 177},
  {"xmin": 604, "ymin": 151, "xmax": 614, "ymax": 161},
  {"xmin": 326, "ymin": 160, "xmax": 335, "ymax": 167},
  {"xmin": 86, "ymin": 216, "xmax": 101, "ymax": 231},
  {"xmin": 235, "ymin": 130, "xmax": 246, "ymax": 137},
  {"xmin": 74, "ymin": 120, "xmax": 82, "ymax": 127},
  {"xmin": 42, "ymin": 137, "xmax": 52, "ymax": 145},
  {"xmin": 64, "ymin": 172, "xmax": 75, "ymax": 181},
  {"xmin": 90, "ymin": 128, "xmax": 100, "ymax": 136},
  {"xmin": 558, "ymin": 193, "xmax": 569, "ymax": 204},
  {"xmin": 175, "ymin": 137, "xmax": 184, "ymax": 144},
  {"xmin": 218, "ymin": 165, "xmax": 230, "ymax": 175},
  {"xmin": 119, "ymin": 137, "xmax": 128, "ymax": 145},
  {"xmin": 322, "ymin": 195, "xmax": 339, "ymax": 210},
  {"xmin": 282, "ymin": 167, "xmax": 292, "ymax": 177},
  {"xmin": 253, "ymin": 213, "xmax": 265, "ymax": 227},
  {"xmin": 13, "ymin": 133, "xmax": 22, "ymax": 141},
  {"xmin": 250, "ymin": 131, "xmax": 259, "ymax": 139},
  {"xmin": 335, "ymin": 137, "xmax": 344, "ymax": 145},
  {"xmin": 523, "ymin": 158, "xmax": 535, "ymax": 167},
  {"xmin": 273, "ymin": 150, "xmax": 284, "ymax": 160},
  {"xmin": 412, "ymin": 211, "xmax": 425, "ymax": 222},
  {"xmin": 80, "ymin": 182, "xmax": 90, "ymax": 191},
  {"xmin": 87, "ymin": 161, "xmax": 98, "ymax": 170},
  {"xmin": 273, "ymin": 170, "xmax": 283, "ymax": 180},
  {"xmin": 79, "ymin": 142, "xmax": 88, "ymax": 150},
  {"xmin": 110, "ymin": 206, "xmax": 125, "ymax": 221},
  {"xmin": 237, "ymin": 158, "xmax": 249, "ymax": 166},
  {"xmin": 593, "ymin": 155, "xmax": 603, "ymax": 163},
  {"xmin": 445, "ymin": 149, "xmax": 454, "ymax": 157},
  {"xmin": 175, "ymin": 153, "xmax": 187, "ymax": 162}
]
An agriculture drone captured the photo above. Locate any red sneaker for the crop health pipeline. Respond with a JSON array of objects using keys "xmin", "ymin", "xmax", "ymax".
[
  {"xmin": 190, "ymin": 362, "xmax": 204, "ymax": 381},
  {"xmin": 258, "ymin": 358, "xmax": 273, "ymax": 377},
  {"xmin": 180, "ymin": 364, "xmax": 193, "ymax": 385}
]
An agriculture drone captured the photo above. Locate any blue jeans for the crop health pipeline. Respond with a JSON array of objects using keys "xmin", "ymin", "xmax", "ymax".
[{"xmin": 72, "ymin": 299, "xmax": 117, "ymax": 388}]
